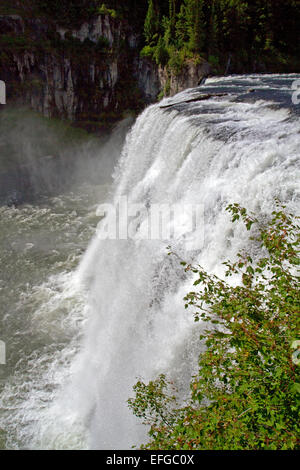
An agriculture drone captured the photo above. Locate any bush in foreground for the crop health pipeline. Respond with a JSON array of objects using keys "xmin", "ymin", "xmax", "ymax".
[{"xmin": 128, "ymin": 204, "xmax": 300, "ymax": 450}]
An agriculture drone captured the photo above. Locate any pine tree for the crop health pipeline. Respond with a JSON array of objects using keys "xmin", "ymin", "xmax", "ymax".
[
  {"xmin": 184, "ymin": 0, "xmax": 205, "ymax": 52},
  {"xmin": 144, "ymin": 0, "xmax": 159, "ymax": 45},
  {"xmin": 169, "ymin": 0, "xmax": 177, "ymax": 39},
  {"xmin": 175, "ymin": 3, "xmax": 189, "ymax": 48}
]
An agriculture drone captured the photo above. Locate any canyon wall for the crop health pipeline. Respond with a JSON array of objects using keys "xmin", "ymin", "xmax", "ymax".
[{"xmin": 0, "ymin": 13, "xmax": 211, "ymax": 130}]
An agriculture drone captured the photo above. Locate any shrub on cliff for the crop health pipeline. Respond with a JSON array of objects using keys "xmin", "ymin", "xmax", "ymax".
[{"xmin": 128, "ymin": 204, "xmax": 300, "ymax": 450}]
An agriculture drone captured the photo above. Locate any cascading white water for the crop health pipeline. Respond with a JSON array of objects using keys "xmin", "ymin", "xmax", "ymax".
[
  {"xmin": 70, "ymin": 74, "xmax": 300, "ymax": 449},
  {"xmin": 0, "ymin": 74, "xmax": 299, "ymax": 449}
]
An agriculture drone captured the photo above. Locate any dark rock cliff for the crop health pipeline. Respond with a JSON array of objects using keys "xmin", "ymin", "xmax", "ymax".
[{"xmin": 0, "ymin": 13, "xmax": 211, "ymax": 130}]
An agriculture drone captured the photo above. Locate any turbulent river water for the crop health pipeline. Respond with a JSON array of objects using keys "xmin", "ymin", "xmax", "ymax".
[{"xmin": 0, "ymin": 74, "xmax": 299, "ymax": 449}]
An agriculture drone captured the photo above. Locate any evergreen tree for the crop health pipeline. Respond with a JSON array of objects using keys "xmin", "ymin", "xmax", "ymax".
[
  {"xmin": 169, "ymin": 0, "xmax": 177, "ymax": 39},
  {"xmin": 142, "ymin": 0, "xmax": 300, "ymax": 73},
  {"xmin": 144, "ymin": 0, "xmax": 160, "ymax": 44}
]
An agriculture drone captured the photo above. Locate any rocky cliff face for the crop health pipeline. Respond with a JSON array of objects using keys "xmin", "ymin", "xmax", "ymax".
[
  {"xmin": 0, "ymin": 13, "xmax": 211, "ymax": 129},
  {"xmin": 136, "ymin": 57, "xmax": 211, "ymax": 102},
  {"xmin": 0, "ymin": 13, "xmax": 142, "ymax": 130},
  {"xmin": 157, "ymin": 60, "xmax": 212, "ymax": 97}
]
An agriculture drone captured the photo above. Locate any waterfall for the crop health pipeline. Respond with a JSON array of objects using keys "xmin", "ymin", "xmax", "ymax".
[
  {"xmin": 71, "ymin": 74, "xmax": 300, "ymax": 449},
  {"xmin": 0, "ymin": 74, "xmax": 299, "ymax": 450}
]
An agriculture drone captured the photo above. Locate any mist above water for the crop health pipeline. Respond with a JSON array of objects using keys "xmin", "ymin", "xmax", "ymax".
[{"xmin": 0, "ymin": 108, "xmax": 133, "ymax": 204}]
